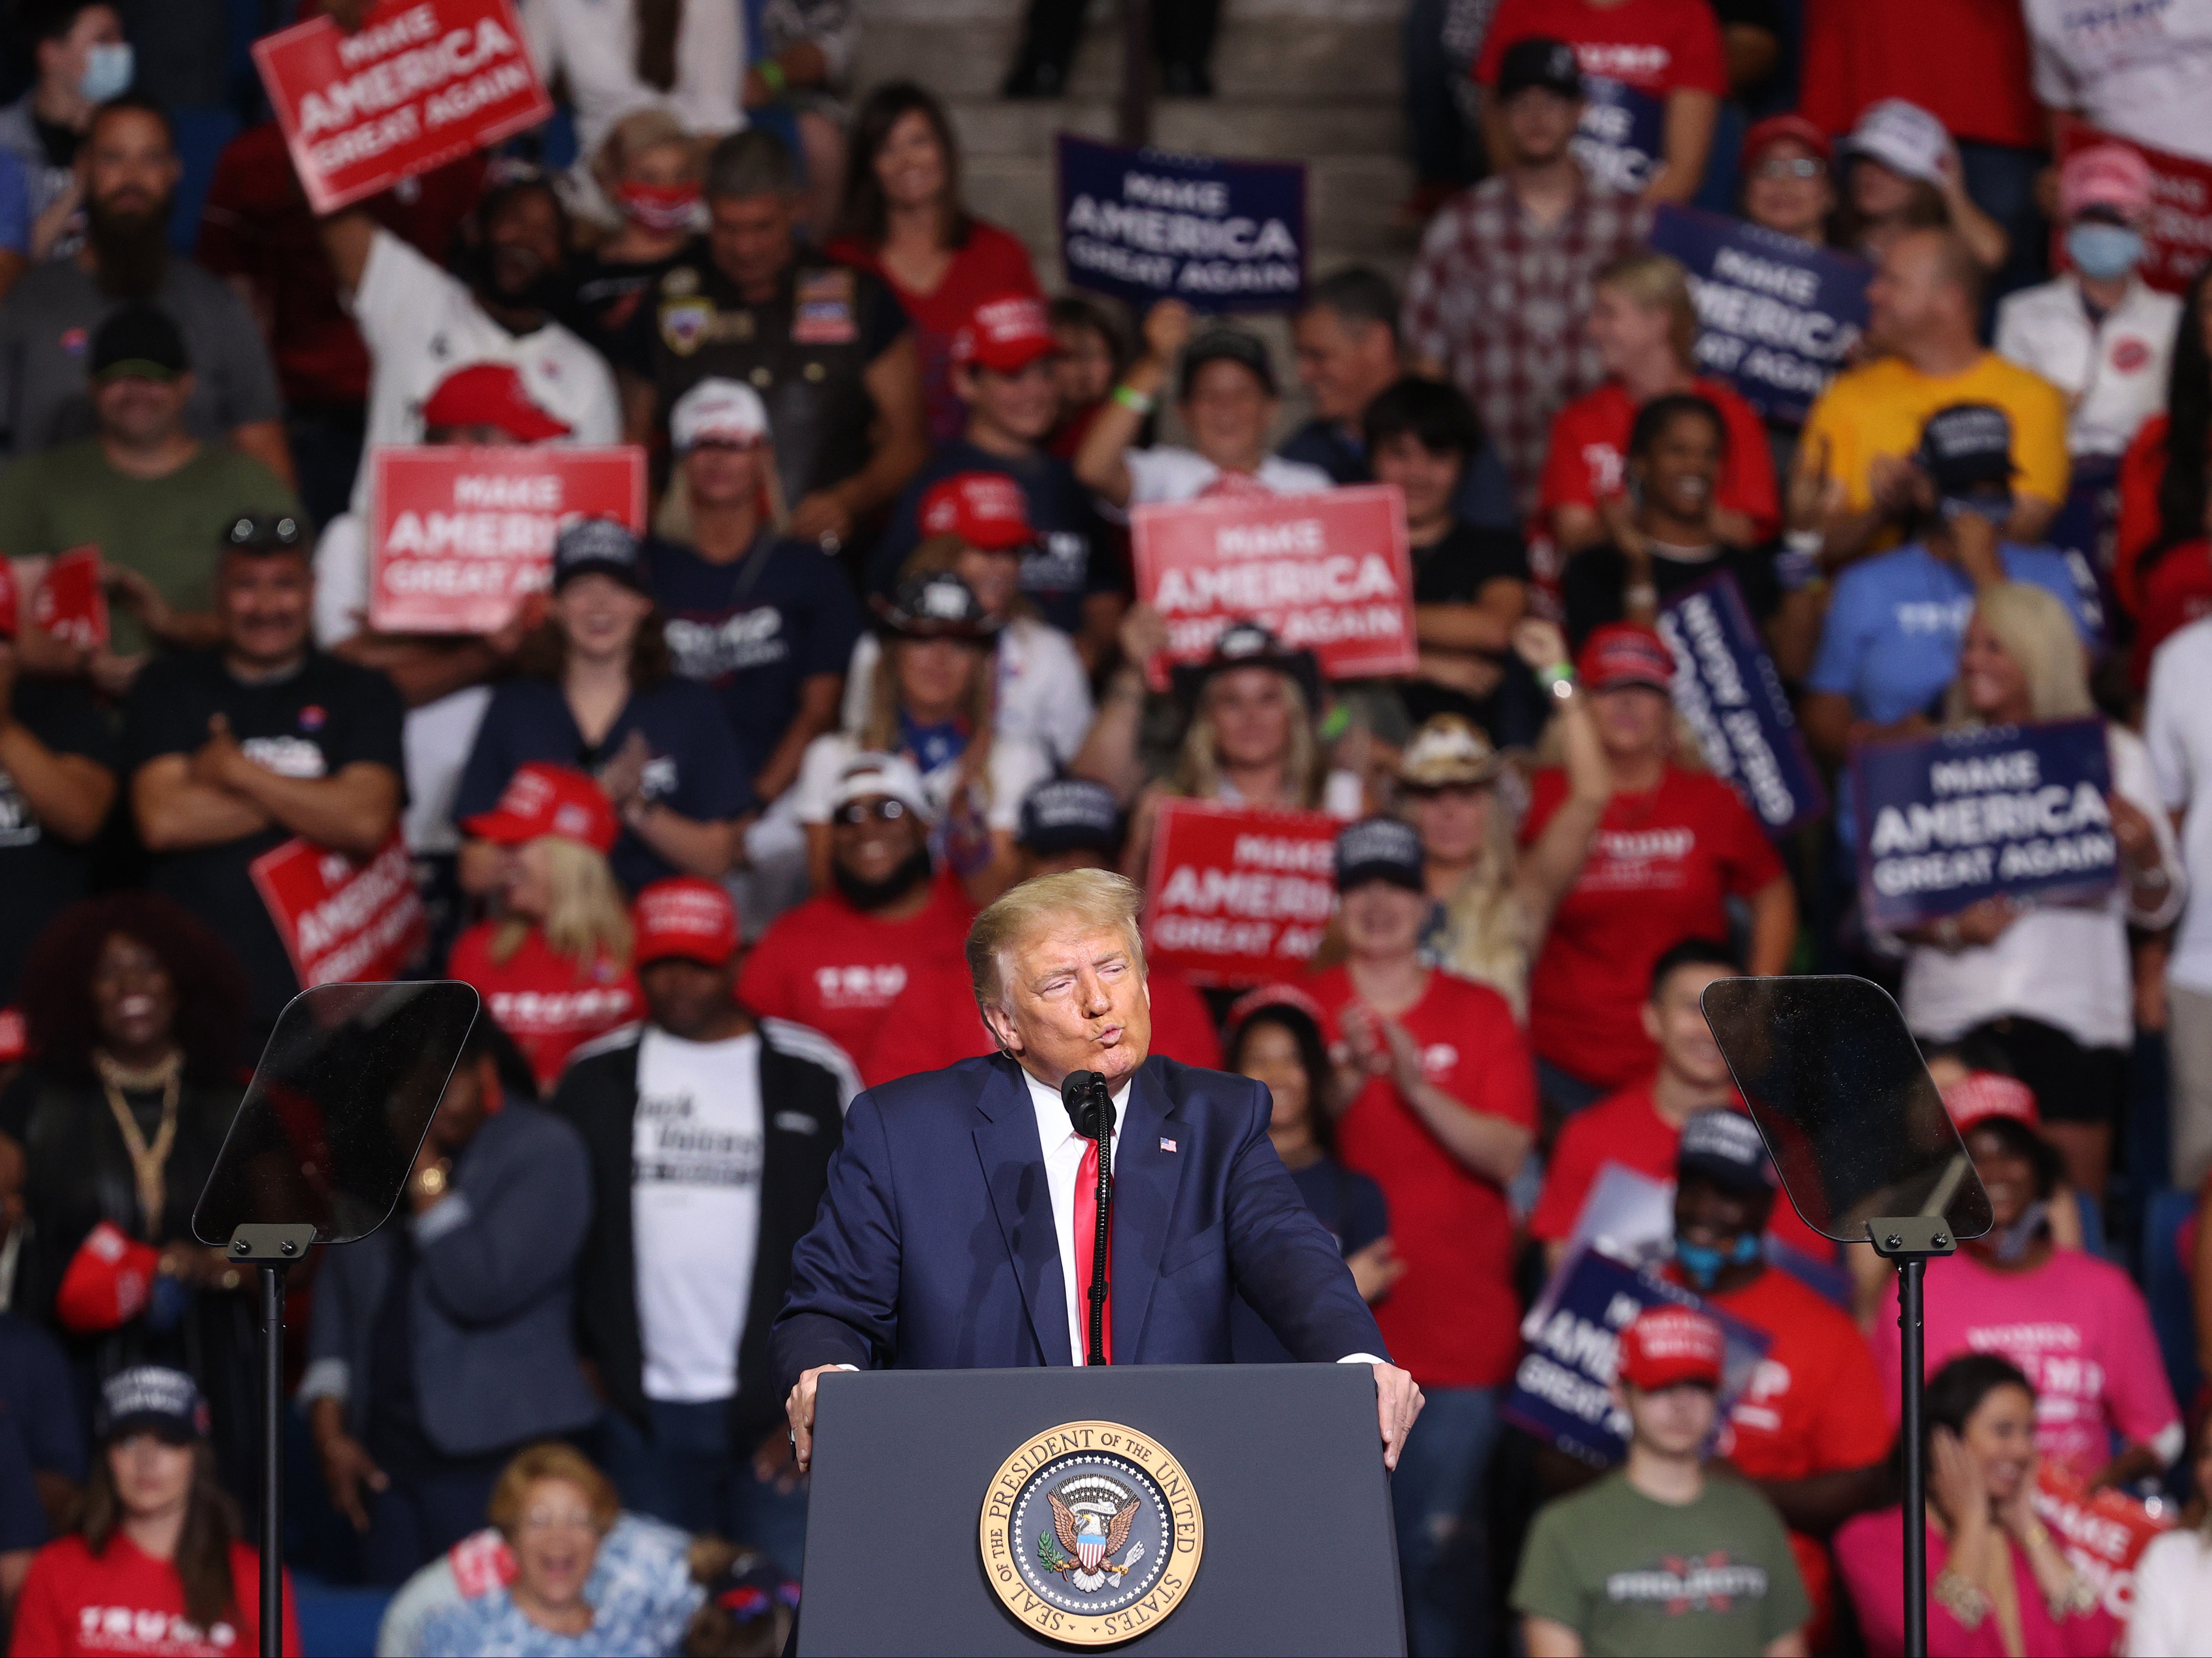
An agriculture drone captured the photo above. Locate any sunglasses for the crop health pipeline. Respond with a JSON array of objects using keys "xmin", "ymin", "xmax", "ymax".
[
  {"xmin": 833, "ymin": 797, "xmax": 913, "ymax": 827},
  {"xmin": 1754, "ymin": 157, "xmax": 1826, "ymax": 181}
]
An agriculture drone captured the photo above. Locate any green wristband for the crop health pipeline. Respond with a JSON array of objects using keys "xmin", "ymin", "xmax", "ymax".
[{"xmin": 757, "ymin": 58, "xmax": 787, "ymax": 95}]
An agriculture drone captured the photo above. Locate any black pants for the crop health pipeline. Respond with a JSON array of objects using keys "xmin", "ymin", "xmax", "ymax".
[{"xmin": 1009, "ymin": 0, "xmax": 1223, "ymax": 82}]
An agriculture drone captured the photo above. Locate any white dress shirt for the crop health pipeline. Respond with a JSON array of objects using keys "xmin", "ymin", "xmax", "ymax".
[{"xmin": 1016, "ymin": 1066, "xmax": 1383, "ymax": 1368}]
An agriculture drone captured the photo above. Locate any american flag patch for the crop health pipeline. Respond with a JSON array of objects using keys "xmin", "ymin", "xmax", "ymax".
[{"xmin": 1160, "ymin": 1137, "xmax": 1177, "ymax": 1153}]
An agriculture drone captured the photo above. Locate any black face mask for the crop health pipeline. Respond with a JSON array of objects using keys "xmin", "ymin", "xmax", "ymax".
[
  {"xmin": 832, "ymin": 845, "xmax": 934, "ymax": 914},
  {"xmin": 87, "ymin": 192, "xmax": 173, "ymax": 299}
]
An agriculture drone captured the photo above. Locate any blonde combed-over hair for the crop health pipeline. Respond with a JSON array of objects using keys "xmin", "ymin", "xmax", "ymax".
[{"xmin": 966, "ymin": 869, "xmax": 1148, "ymax": 1014}]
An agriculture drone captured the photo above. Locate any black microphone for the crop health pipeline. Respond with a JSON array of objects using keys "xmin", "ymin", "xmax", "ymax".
[{"xmin": 1059, "ymin": 1071, "xmax": 1116, "ymax": 1365}]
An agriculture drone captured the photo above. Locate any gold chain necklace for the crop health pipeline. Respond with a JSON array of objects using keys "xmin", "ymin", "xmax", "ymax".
[{"xmin": 94, "ymin": 1050, "xmax": 182, "ymax": 1237}]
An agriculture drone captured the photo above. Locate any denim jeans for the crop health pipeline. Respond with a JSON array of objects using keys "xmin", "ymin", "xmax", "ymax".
[
  {"xmin": 1392, "ymin": 1384, "xmax": 1503, "ymax": 1657},
  {"xmin": 599, "ymin": 1400, "xmax": 809, "ymax": 1578},
  {"xmin": 1957, "ymin": 140, "xmax": 2051, "ymax": 307}
]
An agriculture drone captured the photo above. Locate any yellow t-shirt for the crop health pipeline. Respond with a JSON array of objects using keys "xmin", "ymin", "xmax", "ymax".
[{"xmin": 1797, "ymin": 350, "xmax": 2071, "ymax": 514}]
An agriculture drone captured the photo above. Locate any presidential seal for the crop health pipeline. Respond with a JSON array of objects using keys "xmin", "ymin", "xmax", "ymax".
[{"xmin": 979, "ymin": 1420, "xmax": 1204, "ymax": 1646}]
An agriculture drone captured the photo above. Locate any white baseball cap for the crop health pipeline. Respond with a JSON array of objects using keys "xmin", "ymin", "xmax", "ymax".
[
  {"xmin": 828, "ymin": 750, "xmax": 937, "ymax": 823},
  {"xmin": 1842, "ymin": 98, "xmax": 1950, "ymax": 187},
  {"xmin": 670, "ymin": 377, "xmax": 769, "ymax": 452}
]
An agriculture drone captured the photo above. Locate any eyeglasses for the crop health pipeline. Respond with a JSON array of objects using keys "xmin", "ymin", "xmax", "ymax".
[
  {"xmin": 1754, "ymin": 157, "xmax": 1827, "ymax": 181},
  {"xmin": 226, "ymin": 513, "xmax": 306, "ymax": 550},
  {"xmin": 833, "ymin": 798, "xmax": 911, "ymax": 827},
  {"xmin": 518, "ymin": 1506, "xmax": 601, "ymax": 1536}
]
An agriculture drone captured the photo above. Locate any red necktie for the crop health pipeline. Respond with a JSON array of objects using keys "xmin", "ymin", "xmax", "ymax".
[{"xmin": 1073, "ymin": 1136, "xmax": 1113, "ymax": 1364}]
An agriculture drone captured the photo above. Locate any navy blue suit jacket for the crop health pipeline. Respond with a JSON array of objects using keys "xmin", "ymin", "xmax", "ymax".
[{"xmin": 770, "ymin": 1053, "xmax": 1387, "ymax": 1387}]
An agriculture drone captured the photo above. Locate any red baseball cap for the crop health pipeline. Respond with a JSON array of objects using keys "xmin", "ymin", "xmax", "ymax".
[
  {"xmin": 1941, "ymin": 1070, "xmax": 2039, "ymax": 1134},
  {"xmin": 919, "ymin": 471, "xmax": 1034, "ymax": 552},
  {"xmin": 1740, "ymin": 113, "xmax": 1833, "ymax": 172},
  {"xmin": 1577, "ymin": 622, "xmax": 1675, "ymax": 692},
  {"xmin": 56, "ymin": 1221, "xmax": 160, "ymax": 1335},
  {"xmin": 1617, "ymin": 1305, "xmax": 1725, "ymax": 1391},
  {"xmin": 634, "ymin": 876, "xmax": 740, "ymax": 967},
  {"xmin": 952, "ymin": 294, "xmax": 1058, "ymax": 374},
  {"xmin": 421, "ymin": 362, "xmax": 572, "ymax": 444},
  {"xmin": 462, "ymin": 763, "xmax": 619, "ymax": 854}
]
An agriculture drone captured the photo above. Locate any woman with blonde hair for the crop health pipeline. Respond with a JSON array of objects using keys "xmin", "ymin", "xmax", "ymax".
[
  {"xmin": 1400, "ymin": 619, "xmax": 1609, "ymax": 1020},
  {"xmin": 1897, "ymin": 581, "xmax": 2183, "ymax": 1197},
  {"xmin": 568, "ymin": 108, "xmax": 704, "ymax": 358},
  {"xmin": 417, "ymin": 1443, "xmax": 695, "ymax": 1657},
  {"xmin": 1539, "ymin": 249, "xmax": 1780, "ymax": 558},
  {"xmin": 446, "ymin": 763, "xmax": 641, "ymax": 1091},
  {"xmin": 791, "ymin": 569, "xmax": 1051, "ymax": 904}
]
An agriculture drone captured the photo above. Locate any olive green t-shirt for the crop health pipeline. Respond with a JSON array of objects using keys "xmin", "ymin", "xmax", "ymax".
[
  {"xmin": 1511, "ymin": 1468, "xmax": 1810, "ymax": 1657},
  {"xmin": 0, "ymin": 438, "xmax": 299, "ymax": 655}
]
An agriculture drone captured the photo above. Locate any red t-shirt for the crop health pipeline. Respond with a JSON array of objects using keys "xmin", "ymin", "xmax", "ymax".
[
  {"xmin": 1528, "ymin": 1081, "xmax": 1833, "ymax": 1259},
  {"xmin": 739, "ymin": 874, "xmax": 976, "ymax": 1065},
  {"xmin": 10, "ymin": 1536, "xmax": 300, "ymax": 1657},
  {"xmin": 824, "ymin": 220, "xmax": 1042, "ymax": 445},
  {"xmin": 1538, "ymin": 378, "xmax": 1781, "ymax": 541},
  {"xmin": 1799, "ymin": 0, "xmax": 2039, "ymax": 149},
  {"xmin": 1699, "ymin": 1265, "xmax": 1892, "ymax": 1641},
  {"xmin": 195, "ymin": 122, "xmax": 483, "ymax": 409},
  {"xmin": 1474, "ymin": 0, "xmax": 1726, "ymax": 97},
  {"xmin": 444, "ymin": 924, "xmax": 640, "ymax": 1092},
  {"xmin": 2113, "ymin": 415, "xmax": 2212, "ymax": 690},
  {"xmin": 1522, "ymin": 766, "xmax": 1784, "ymax": 1090},
  {"xmin": 1308, "ymin": 966, "xmax": 1538, "ymax": 1388},
  {"xmin": 860, "ymin": 961, "xmax": 1223, "ymax": 1088}
]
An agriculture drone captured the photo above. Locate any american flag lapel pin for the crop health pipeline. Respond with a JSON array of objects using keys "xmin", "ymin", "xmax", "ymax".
[{"xmin": 1160, "ymin": 1137, "xmax": 1177, "ymax": 1153}]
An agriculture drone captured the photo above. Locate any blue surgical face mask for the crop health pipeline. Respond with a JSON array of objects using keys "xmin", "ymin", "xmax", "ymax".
[
  {"xmin": 1674, "ymin": 1231, "xmax": 1760, "ymax": 1290},
  {"xmin": 2067, "ymin": 221, "xmax": 2143, "ymax": 282},
  {"xmin": 79, "ymin": 41, "xmax": 132, "ymax": 103}
]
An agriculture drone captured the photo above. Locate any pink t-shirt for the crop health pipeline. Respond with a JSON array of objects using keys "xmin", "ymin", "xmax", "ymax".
[{"xmin": 1870, "ymin": 1248, "xmax": 2178, "ymax": 1483}]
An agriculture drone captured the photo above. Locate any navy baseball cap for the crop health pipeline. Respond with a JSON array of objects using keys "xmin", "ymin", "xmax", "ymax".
[
  {"xmin": 552, "ymin": 518, "xmax": 648, "ymax": 593},
  {"xmin": 1018, "ymin": 778, "xmax": 1124, "ymax": 857},
  {"xmin": 1335, "ymin": 816, "xmax": 1426, "ymax": 894},
  {"xmin": 1915, "ymin": 404, "xmax": 2018, "ymax": 504},
  {"xmin": 1677, "ymin": 1109, "xmax": 1776, "ymax": 1195},
  {"xmin": 97, "ymin": 1366, "xmax": 210, "ymax": 1445},
  {"xmin": 1496, "ymin": 36, "xmax": 1583, "ymax": 102}
]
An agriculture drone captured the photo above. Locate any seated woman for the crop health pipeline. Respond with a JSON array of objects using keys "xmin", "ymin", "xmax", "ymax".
[
  {"xmin": 1398, "ymin": 619, "xmax": 1608, "ymax": 1022},
  {"xmin": 1832, "ymin": 98, "xmax": 2009, "ymax": 273},
  {"xmin": 10, "ymin": 1366, "xmax": 298, "ymax": 1656},
  {"xmin": 1540, "ymin": 251, "xmax": 1779, "ymax": 561},
  {"xmin": 1895, "ymin": 584, "xmax": 2182, "ymax": 1196},
  {"xmin": 1223, "ymin": 986, "xmax": 1398, "ymax": 1363},
  {"xmin": 1740, "ymin": 115, "xmax": 1836, "ymax": 249},
  {"xmin": 791, "ymin": 569, "xmax": 1051, "ymax": 906},
  {"xmin": 417, "ymin": 1444, "xmax": 696, "ymax": 1658},
  {"xmin": 1836, "ymin": 1354, "xmax": 2116, "ymax": 1658},
  {"xmin": 1075, "ymin": 616, "xmax": 1362, "ymax": 882},
  {"xmin": 1867, "ymin": 1069, "xmax": 2182, "ymax": 1490},
  {"xmin": 447, "ymin": 764, "xmax": 640, "ymax": 1093},
  {"xmin": 453, "ymin": 520, "xmax": 754, "ymax": 899},
  {"xmin": 1560, "ymin": 391, "xmax": 1820, "ymax": 678}
]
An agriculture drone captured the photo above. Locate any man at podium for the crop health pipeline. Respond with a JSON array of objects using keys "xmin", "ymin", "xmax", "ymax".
[{"xmin": 773, "ymin": 869, "xmax": 1424, "ymax": 1470}]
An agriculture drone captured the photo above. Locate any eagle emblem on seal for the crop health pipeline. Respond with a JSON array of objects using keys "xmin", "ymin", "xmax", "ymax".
[{"xmin": 1039, "ymin": 1476, "xmax": 1145, "ymax": 1593}]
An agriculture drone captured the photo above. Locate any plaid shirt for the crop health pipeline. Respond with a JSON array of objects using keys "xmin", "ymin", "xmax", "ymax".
[{"xmin": 1401, "ymin": 175, "xmax": 1650, "ymax": 516}]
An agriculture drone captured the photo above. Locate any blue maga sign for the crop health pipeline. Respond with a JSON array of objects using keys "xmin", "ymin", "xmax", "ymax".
[
  {"xmin": 1057, "ymin": 134, "xmax": 1306, "ymax": 314},
  {"xmin": 1506, "ymin": 1249, "xmax": 1768, "ymax": 1466},
  {"xmin": 1573, "ymin": 77, "xmax": 1665, "ymax": 196},
  {"xmin": 1658, "ymin": 573, "xmax": 1828, "ymax": 837},
  {"xmin": 1854, "ymin": 717, "xmax": 2119, "ymax": 931},
  {"xmin": 1649, "ymin": 205, "xmax": 1871, "ymax": 425}
]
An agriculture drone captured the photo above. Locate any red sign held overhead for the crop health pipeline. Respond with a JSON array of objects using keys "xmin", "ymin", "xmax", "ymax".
[
  {"xmin": 253, "ymin": 0, "xmax": 553, "ymax": 216},
  {"xmin": 251, "ymin": 830, "xmax": 427, "ymax": 989},
  {"xmin": 2053, "ymin": 120, "xmax": 2212, "ymax": 296},
  {"xmin": 1141, "ymin": 800, "xmax": 1340, "ymax": 987},
  {"xmin": 369, "ymin": 445, "xmax": 647, "ymax": 633},
  {"xmin": 1131, "ymin": 484, "xmax": 1418, "ymax": 689}
]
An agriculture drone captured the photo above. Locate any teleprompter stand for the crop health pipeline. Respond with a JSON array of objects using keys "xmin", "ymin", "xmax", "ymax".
[{"xmin": 1868, "ymin": 1215, "xmax": 1959, "ymax": 1658}]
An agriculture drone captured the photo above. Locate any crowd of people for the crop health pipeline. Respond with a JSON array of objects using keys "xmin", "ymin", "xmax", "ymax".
[{"xmin": 0, "ymin": 0, "xmax": 2200, "ymax": 1654}]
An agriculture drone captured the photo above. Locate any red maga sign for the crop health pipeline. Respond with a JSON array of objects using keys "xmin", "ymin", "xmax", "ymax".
[
  {"xmin": 1131, "ymin": 484, "xmax": 1418, "ymax": 687},
  {"xmin": 32, "ymin": 546, "xmax": 107, "ymax": 653},
  {"xmin": 253, "ymin": 0, "xmax": 552, "ymax": 216},
  {"xmin": 369, "ymin": 445, "xmax": 647, "ymax": 633},
  {"xmin": 1141, "ymin": 800, "xmax": 1340, "ymax": 986},
  {"xmin": 2054, "ymin": 120, "xmax": 2212, "ymax": 296},
  {"xmin": 251, "ymin": 830, "xmax": 427, "ymax": 989},
  {"xmin": 2032, "ymin": 1463, "xmax": 2173, "ymax": 1621}
]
